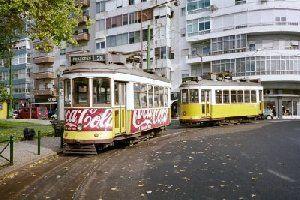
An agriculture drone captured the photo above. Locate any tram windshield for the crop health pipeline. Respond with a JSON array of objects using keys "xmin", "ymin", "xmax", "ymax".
[
  {"xmin": 64, "ymin": 79, "xmax": 71, "ymax": 107},
  {"xmin": 73, "ymin": 78, "xmax": 89, "ymax": 107},
  {"xmin": 93, "ymin": 78, "xmax": 111, "ymax": 107}
]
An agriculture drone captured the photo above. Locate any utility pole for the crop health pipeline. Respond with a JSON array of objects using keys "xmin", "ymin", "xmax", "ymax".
[
  {"xmin": 8, "ymin": 46, "xmax": 13, "ymax": 118},
  {"xmin": 146, "ymin": 24, "xmax": 151, "ymax": 71},
  {"xmin": 140, "ymin": 9, "xmax": 143, "ymax": 69}
]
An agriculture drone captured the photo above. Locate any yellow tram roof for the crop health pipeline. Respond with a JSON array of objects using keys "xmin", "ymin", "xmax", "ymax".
[{"xmin": 63, "ymin": 61, "xmax": 170, "ymax": 83}]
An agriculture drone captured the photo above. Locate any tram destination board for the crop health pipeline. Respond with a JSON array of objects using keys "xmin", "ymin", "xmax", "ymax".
[{"xmin": 70, "ymin": 54, "xmax": 106, "ymax": 64}]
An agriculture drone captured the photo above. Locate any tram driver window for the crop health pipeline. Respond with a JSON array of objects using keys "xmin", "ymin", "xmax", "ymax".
[
  {"xmin": 244, "ymin": 90, "xmax": 250, "ymax": 103},
  {"xmin": 216, "ymin": 90, "xmax": 222, "ymax": 104},
  {"xmin": 181, "ymin": 89, "xmax": 188, "ymax": 103},
  {"xmin": 189, "ymin": 89, "xmax": 199, "ymax": 103},
  {"xmin": 164, "ymin": 88, "xmax": 168, "ymax": 107},
  {"xmin": 64, "ymin": 79, "xmax": 71, "ymax": 107},
  {"xmin": 93, "ymin": 78, "xmax": 111, "ymax": 106},
  {"xmin": 73, "ymin": 78, "xmax": 89, "ymax": 107}
]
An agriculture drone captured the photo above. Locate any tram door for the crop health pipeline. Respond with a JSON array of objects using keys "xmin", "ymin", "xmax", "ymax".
[
  {"xmin": 201, "ymin": 90, "xmax": 211, "ymax": 118},
  {"xmin": 114, "ymin": 82, "xmax": 126, "ymax": 135}
]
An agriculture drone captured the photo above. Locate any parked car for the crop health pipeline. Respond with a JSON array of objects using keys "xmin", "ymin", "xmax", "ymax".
[{"xmin": 18, "ymin": 106, "xmax": 48, "ymax": 119}]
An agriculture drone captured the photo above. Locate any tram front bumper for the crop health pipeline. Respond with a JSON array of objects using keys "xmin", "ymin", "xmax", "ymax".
[{"xmin": 63, "ymin": 131, "xmax": 114, "ymax": 144}]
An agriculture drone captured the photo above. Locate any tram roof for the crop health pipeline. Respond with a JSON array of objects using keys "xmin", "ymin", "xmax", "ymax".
[
  {"xmin": 63, "ymin": 62, "xmax": 170, "ymax": 83},
  {"xmin": 180, "ymin": 79, "xmax": 262, "ymax": 88}
]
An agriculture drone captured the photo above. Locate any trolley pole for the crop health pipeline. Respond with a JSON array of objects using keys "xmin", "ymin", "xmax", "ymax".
[
  {"xmin": 9, "ymin": 135, "xmax": 14, "ymax": 165},
  {"xmin": 146, "ymin": 24, "xmax": 151, "ymax": 71}
]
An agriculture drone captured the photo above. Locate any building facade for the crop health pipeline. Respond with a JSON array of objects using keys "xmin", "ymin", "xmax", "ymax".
[
  {"xmin": 186, "ymin": 0, "xmax": 300, "ymax": 119},
  {"xmin": 0, "ymin": 38, "xmax": 32, "ymax": 109},
  {"xmin": 65, "ymin": 0, "xmax": 189, "ymax": 96}
]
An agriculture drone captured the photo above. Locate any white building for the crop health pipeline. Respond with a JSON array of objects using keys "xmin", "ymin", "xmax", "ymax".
[
  {"xmin": 186, "ymin": 0, "xmax": 300, "ymax": 119},
  {"xmin": 66, "ymin": 0, "xmax": 189, "ymax": 99}
]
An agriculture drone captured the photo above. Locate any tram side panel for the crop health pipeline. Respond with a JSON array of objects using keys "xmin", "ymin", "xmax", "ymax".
[{"xmin": 129, "ymin": 107, "xmax": 171, "ymax": 134}]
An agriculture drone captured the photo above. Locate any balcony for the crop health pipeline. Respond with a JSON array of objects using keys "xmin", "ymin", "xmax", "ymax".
[
  {"xmin": 78, "ymin": 15, "xmax": 89, "ymax": 25},
  {"xmin": 74, "ymin": 32, "xmax": 90, "ymax": 42},
  {"xmin": 34, "ymin": 88, "xmax": 57, "ymax": 96},
  {"xmin": 33, "ymin": 55, "xmax": 55, "ymax": 65},
  {"xmin": 32, "ymin": 71, "xmax": 55, "ymax": 79},
  {"xmin": 75, "ymin": 0, "xmax": 90, "ymax": 7}
]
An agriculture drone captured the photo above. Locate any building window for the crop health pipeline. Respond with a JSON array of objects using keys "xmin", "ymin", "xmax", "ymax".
[
  {"xmin": 181, "ymin": 7, "xmax": 186, "ymax": 16},
  {"xmin": 187, "ymin": 0, "xmax": 210, "ymax": 13},
  {"xmin": 129, "ymin": 0, "xmax": 135, "ymax": 5},
  {"xmin": 96, "ymin": 1, "xmax": 105, "ymax": 13},
  {"xmin": 235, "ymin": 0, "xmax": 246, "ymax": 5}
]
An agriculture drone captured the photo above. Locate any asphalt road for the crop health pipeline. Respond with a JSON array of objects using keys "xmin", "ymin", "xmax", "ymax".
[{"xmin": 0, "ymin": 120, "xmax": 300, "ymax": 200}]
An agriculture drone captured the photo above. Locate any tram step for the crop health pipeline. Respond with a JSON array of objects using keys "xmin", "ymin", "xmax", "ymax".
[{"xmin": 63, "ymin": 144, "xmax": 97, "ymax": 155}]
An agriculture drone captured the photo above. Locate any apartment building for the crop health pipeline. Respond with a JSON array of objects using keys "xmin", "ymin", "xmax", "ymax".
[
  {"xmin": 65, "ymin": 0, "xmax": 189, "ymax": 97},
  {"xmin": 186, "ymin": 0, "xmax": 300, "ymax": 119},
  {"xmin": 0, "ymin": 38, "xmax": 32, "ymax": 108}
]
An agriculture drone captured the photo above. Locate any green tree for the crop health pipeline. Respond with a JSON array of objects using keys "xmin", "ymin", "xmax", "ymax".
[
  {"xmin": 0, "ymin": 0, "xmax": 82, "ymax": 117},
  {"xmin": 0, "ymin": 83, "xmax": 10, "ymax": 103}
]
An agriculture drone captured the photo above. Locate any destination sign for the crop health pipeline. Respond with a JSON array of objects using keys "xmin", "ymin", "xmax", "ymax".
[{"xmin": 70, "ymin": 54, "xmax": 106, "ymax": 63}]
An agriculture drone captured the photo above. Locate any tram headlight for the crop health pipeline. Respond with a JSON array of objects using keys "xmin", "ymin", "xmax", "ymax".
[
  {"xmin": 183, "ymin": 111, "xmax": 186, "ymax": 116},
  {"xmin": 77, "ymin": 124, "xmax": 83, "ymax": 131}
]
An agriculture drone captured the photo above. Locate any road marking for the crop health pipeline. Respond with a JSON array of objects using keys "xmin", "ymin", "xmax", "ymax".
[{"xmin": 267, "ymin": 169, "xmax": 295, "ymax": 183}]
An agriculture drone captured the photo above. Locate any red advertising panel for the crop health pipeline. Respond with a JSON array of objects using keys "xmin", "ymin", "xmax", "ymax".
[
  {"xmin": 131, "ymin": 108, "xmax": 170, "ymax": 133},
  {"xmin": 65, "ymin": 108, "xmax": 112, "ymax": 131}
]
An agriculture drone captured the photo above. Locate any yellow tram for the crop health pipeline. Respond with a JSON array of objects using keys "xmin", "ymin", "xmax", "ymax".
[
  {"xmin": 179, "ymin": 77, "xmax": 264, "ymax": 124},
  {"xmin": 62, "ymin": 54, "xmax": 171, "ymax": 153}
]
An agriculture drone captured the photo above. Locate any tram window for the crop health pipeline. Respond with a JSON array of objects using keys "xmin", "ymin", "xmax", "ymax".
[
  {"xmin": 244, "ymin": 90, "xmax": 250, "ymax": 103},
  {"xmin": 251, "ymin": 90, "xmax": 257, "ymax": 103},
  {"xmin": 154, "ymin": 86, "xmax": 160, "ymax": 107},
  {"xmin": 259, "ymin": 90, "xmax": 263, "ymax": 101},
  {"xmin": 141, "ymin": 84, "xmax": 147, "ymax": 108},
  {"xmin": 64, "ymin": 79, "xmax": 71, "ymax": 107},
  {"xmin": 181, "ymin": 89, "xmax": 188, "ymax": 103},
  {"xmin": 216, "ymin": 90, "xmax": 222, "ymax": 104},
  {"xmin": 73, "ymin": 78, "xmax": 89, "ymax": 107},
  {"xmin": 223, "ymin": 90, "xmax": 230, "ymax": 104},
  {"xmin": 201, "ymin": 90, "xmax": 205, "ymax": 102},
  {"xmin": 159, "ymin": 87, "xmax": 164, "ymax": 107},
  {"xmin": 231, "ymin": 90, "xmax": 237, "ymax": 103},
  {"xmin": 114, "ymin": 82, "xmax": 125, "ymax": 105},
  {"xmin": 189, "ymin": 89, "xmax": 199, "ymax": 103},
  {"xmin": 148, "ymin": 85, "xmax": 154, "ymax": 108},
  {"xmin": 237, "ymin": 90, "xmax": 243, "ymax": 103},
  {"xmin": 93, "ymin": 78, "xmax": 111, "ymax": 106},
  {"xmin": 164, "ymin": 88, "xmax": 168, "ymax": 107}
]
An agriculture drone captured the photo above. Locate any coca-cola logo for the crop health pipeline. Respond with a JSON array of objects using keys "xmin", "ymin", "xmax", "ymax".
[
  {"xmin": 131, "ymin": 108, "xmax": 170, "ymax": 133},
  {"xmin": 65, "ymin": 108, "xmax": 112, "ymax": 131}
]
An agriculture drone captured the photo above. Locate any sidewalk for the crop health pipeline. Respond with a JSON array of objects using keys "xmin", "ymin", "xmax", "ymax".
[
  {"xmin": 4, "ymin": 119, "xmax": 51, "ymax": 125},
  {"xmin": 0, "ymin": 137, "xmax": 61, "ymax": 177}
]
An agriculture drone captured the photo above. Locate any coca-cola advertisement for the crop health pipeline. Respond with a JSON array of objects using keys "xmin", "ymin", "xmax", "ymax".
[
  {"xmin": 65, "ymin": 108, "xmax": 112, "ymax": 131},
  {"xmin": 131, "ymin": 108, "xmax": 170, "ymax": 133}
]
